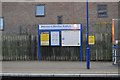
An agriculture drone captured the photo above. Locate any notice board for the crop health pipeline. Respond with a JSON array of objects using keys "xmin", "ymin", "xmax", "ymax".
[
  {"xmin": 61, "ymin": 30, "xmax": 80, "ymax": 46},
  {"xmin": 88, "ymin": 36, "xmax": 95, "ymax": 45},
  {"xmin": 40, "ymin": 32, "xmax": 49, "ymax": 46},
  {"xmin": 0, "ymin": 18, "xmax": 3, "ymax": 30}
]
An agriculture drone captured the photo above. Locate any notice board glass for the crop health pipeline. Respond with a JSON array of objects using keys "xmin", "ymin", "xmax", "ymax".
[
  {"xmin": 51, "ymin": 31, "xmax": 60, "ymax": 46},
  {"xmin": 61, "ymin": 30, "xmax": 81, "ymax": 46}
]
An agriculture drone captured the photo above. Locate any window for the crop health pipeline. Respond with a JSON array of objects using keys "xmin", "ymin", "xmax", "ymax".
[
  {"xmin": 36, "ymin": 4, "xmax": 45, "ymax": 17},
  {"xmin": 97, "ymin": 4, "xmax": 108, "ymax": 18},
  {"xmin": 57, "ymin": 16, "xmax": 63, "ymax": 24},
  {"xmin": 0, "ymin": 17, "xmax": 4, "ymax": 31}
]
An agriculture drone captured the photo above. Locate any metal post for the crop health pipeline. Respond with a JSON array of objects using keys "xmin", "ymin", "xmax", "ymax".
[
  {"xmin": 80, "ymin": 24, "xmax": 83, "ymax": 61},
  {"xmin": 86, "ymin": 0, "xmax": 90, "ymax": 69},
  {"xmin": 86, "ymin": 47, "xmax": 90, "ymax": 69},
  {"xmin": 114, "ymin": 49, "xmax": 117, "ymax": 64},
  {"xmin": 112, "ymin": 45, "xmax": 117, "ymax": 65},
  {"xmin": 38, "ymin": 26, "xmax": 40, "ymax": 61}
]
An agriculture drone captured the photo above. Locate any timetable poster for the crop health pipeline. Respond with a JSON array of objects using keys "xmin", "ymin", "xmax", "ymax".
[
  {"xmin": 40, "ymin": 32, "xmax": 49, "ymax": 46},
  {"xmin": 51, "ymin": 31, "xmax": 60, "ymax": 46}
]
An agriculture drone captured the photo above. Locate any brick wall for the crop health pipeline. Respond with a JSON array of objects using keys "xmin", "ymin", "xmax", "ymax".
[{"xmin": 2, "ymin": 2, "xmax": 118, "ymax": 35}]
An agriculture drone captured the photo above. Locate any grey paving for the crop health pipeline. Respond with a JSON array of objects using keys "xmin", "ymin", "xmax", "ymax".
[{"xmin": 1, "ymin": 61, "xmax": 118, "ymax": 74}]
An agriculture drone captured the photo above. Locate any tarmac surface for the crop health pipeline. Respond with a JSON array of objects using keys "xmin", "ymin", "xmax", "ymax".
[{"xmin": 0, "ymin": 61, "xmax": 119, "ymax": 77}]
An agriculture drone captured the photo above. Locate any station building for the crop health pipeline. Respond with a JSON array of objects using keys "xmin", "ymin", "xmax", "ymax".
[
  {"xmin": 0, "ymin": 2, "xmax": 119, "ymax": 61},
  {"xmin": 1, "ymin": 2, "xmax": 118, "ymax": 35}
]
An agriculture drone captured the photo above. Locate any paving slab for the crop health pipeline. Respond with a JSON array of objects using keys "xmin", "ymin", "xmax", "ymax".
[
  {"xmin": 2, "ymin": 61, "xmax": 118, "ymax": 73},
  {"xmin": 1, "ymin": 61, "xmax": 118, "ymax": 74}
]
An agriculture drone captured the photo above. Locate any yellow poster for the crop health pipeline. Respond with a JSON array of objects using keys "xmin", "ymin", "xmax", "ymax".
[
  {"xmin": 88, "ymin": 36, "xmax": 95, "ymax": 45},
  {"xmin": 40, "ymin": 32, "xmax": 49, "ymax": 46}
]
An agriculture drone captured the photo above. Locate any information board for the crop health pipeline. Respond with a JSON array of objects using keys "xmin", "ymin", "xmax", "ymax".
[
  {"xmin": 0, "ymin": 18, "xmax": 3, "ymax": 30},
  {"xmin": 51, "ymin": 31, "xmax": 60, "ymax": 46},
  {"xmin": 40, "ymin": 32, "xmax": 49, "ymax": 46},
  {"xmin": 61, "ymin": 30, "xmax": 80, "ymax": 46},
  {"xmin": 38, "ymin": 24, "xmax": 82, "ymax": 61},
  {"xmin": 88, "ymin": 36, "xmax": 95, "ymax": 45},
  {"xmin": 39, "ymin": 24, "xmax": 81, "ymax": 30}
]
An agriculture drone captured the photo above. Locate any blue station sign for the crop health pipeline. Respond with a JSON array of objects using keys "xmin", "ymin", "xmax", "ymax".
[{"xmin": 39, "ymin": 24, "xmax": 81, "ymax": 30}]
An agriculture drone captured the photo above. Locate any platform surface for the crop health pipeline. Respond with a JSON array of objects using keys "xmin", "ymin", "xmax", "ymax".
[{"xmin": 0, "ymin": 61, "xmax": 119, "ymax": 77}]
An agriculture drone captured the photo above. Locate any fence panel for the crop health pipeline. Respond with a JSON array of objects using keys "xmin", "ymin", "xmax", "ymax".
[
  {"xmin": 2, "ymin": 24, "xmax": 112, "ymax": 61},
  {"xmin": 2, "ymin": 35, "xmax": 37, "ymax": 61}
]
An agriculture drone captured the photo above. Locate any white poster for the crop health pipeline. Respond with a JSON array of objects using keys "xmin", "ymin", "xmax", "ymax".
[
  {"xmin": 62, "ymin": 30, "xmax": 81, "ymax": 46},
  {"xmin": 51, "ymin": 31, "xmax": 60, "ymax": 46}
]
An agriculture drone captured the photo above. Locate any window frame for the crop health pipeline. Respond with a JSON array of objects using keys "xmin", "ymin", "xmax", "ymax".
[
  {"xmin": 97, "ymin": 4, "xmax": 108, "ymax": 18},
  {"xmin": 35, "ymin": 4, "xmax": 45, "ymax": 17},
  {"xmin": 57, "ymin": 15, "xmax": 63, "ymax": 24}
]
